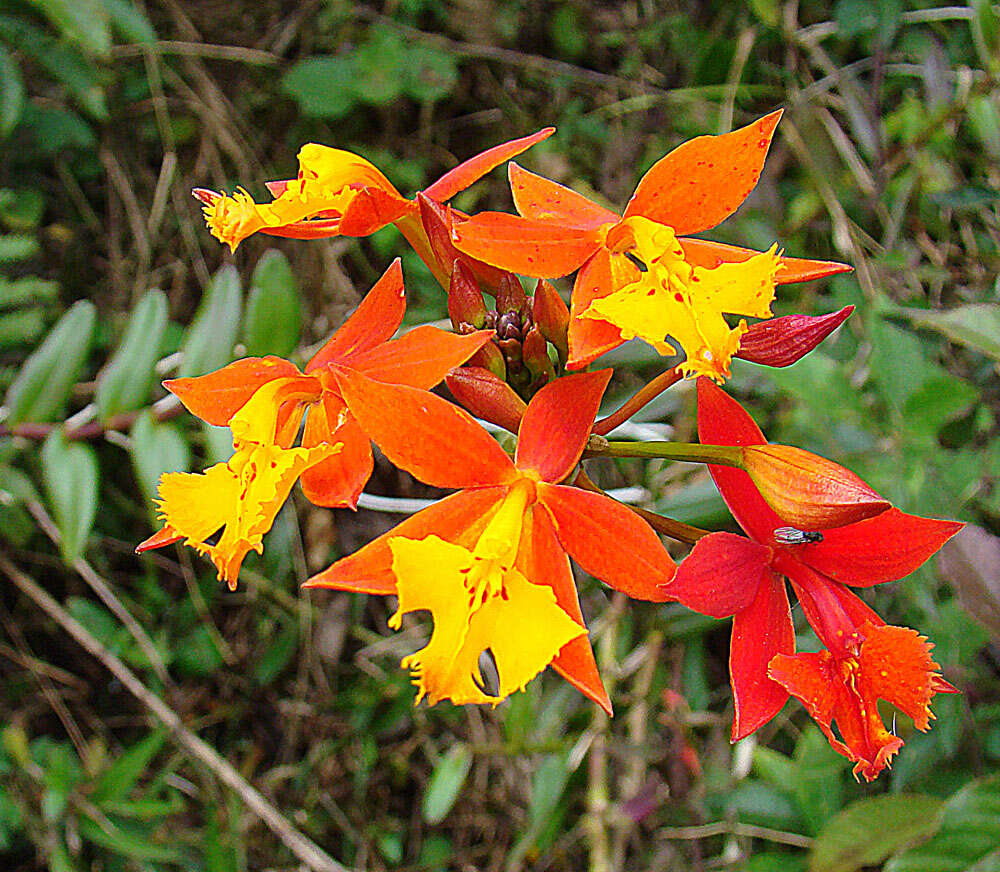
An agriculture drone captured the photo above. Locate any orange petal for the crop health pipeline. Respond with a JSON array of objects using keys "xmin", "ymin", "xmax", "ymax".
[
  {"xmin": 508, "ymin": 162, "xmax": 619, "ymax": 229},
  {"xmin": 305, "ymin": 260, "xmax": 405, "ymax": 373},
  {"xmin": 451, "ymin": 212, "xmax": 600, "ymax": 278},
  {"xmin": 346, "ymin": 326, "xmax": 494, "ymax": 389},
  {"xmin": 305, "ymin": 487, "xmax": 507, "ymax": 593},
  {"xmin": 624, "ymin": 110, "xmax": 783, "ymax": 235},
  {"xmin": 566, "ymin": 249, "xmax": 626, "ymax": 369},
  {"xmin": 299, "ymin": 401, "xmax": 373, "ymax": 509},
  {"xmin": 521, "ymin": 504, "xmax": 611, "ymax": 714},
  {"xmin": 417, "ymin": 195, "xmax": 508, "ymax": 289},
  {"xmin": 537, "ymin": 483, "xmax": 675, "ymax": 600},
  {"xmin": 338, "ymin": 187, "xmax": 414, "ymax": 237},
  {"xmin": 859, "ymin": 624, "xmax": 945, "ymax": 731},
  {"xmin": 136, "ymin": 525, "xmax": 182, "ymax": 553},
  {"xmin": 679, "ymin": 238, "xmax": 852, "ymax": 284},
  {"xmin": 515, "ymin": 370, "xmax": 611, "ymax": 483},
  {"xmin": 331, "ymin": 364, "xmax": 517, "ymax": 489},
  {"xmin": 164, "ymin": 357, "xmax": 301, "ymax": 426},
  {"xmin": 259, "ymin": 218, "xmax": 343, "ymax": 240},
  {"xmin": 423, "ymin": 127, "xmax": 555, "ymax": 203}
]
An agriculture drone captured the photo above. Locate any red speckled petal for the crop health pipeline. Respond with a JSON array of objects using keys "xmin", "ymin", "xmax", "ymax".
[
  {"xmin": 566, "ymin": 249, "xmax": 626, "ymax": 370},
  {"xmin": 624, "ymin": 110, "xmax": 783, "ymax": 235},
  {"xmin": 509, "ymin": 162, "xmax": 619, "ymax": 229}
]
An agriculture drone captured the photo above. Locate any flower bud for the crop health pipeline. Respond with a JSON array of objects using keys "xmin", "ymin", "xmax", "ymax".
[
  {"xmin": 447, "ymin": 260, "xmax": 488, "ymax": 330},
  {"xmin": 531, "ymin": 279, "xmax": 569, "ymax": 363},
  {"xmin": 445, "ymin": 366, "xmax": 526, "ymax": 433},
  {"xmin": 742, "ymin": 443, "xmax": 890, "ymax": 529},
  {"xmin": 496, "ymin": 271, "xmax": 528, "ymax": 318},
  {"xmin": 467, "ymin": 339, "xmax": 506, "ymax": 381},
  {"xmin": 737, "ymin": 306, "xmax": 854, "ymax": 367},
  {"xmin": 417, "ymin": 193, "xmax": 505, "ymax": 289},
  {"xmin": 522, "ymin": 326, "xmax": 556, "ymax": 387}
]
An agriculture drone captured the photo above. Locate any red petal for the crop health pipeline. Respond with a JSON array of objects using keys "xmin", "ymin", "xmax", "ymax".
[
  {"xmin": 566, "ymin": 249, "xmax": 626, "ymax": 369},
  {"xmin": 508, "ymin": 162, "xmax": 619, "ymax": 229},
  {"xmin": 338, "ymin": 187, "xmax": 414, "ymax": 237},
  {"xmin": 737, "ymin": 307, "xmax": 855, "ymax": 368},
  {"xmin": 679, "ymin": 238, "xmax": 852, "ymax": 284},
  {"xmin": 537, "ymin": 483, "xmax": 675, "ymax": 600},
  {"xmin": 665, "ymin": 532, "xmax": 772, "ymax": 618},
  {"xmin": 624, "ymin": 110, "xmax": 783, "ymax": 235},
  {"xmin": 164, "ymin": 357, "xmax": 303, "ymax": 425},
  {"xmin": 136, "ymin": 525, "xmax": 182, "ymax": 552},
  {"xmin": 766, "ymin": 651, "xmax": 843, "ymax": 751},
  {"xmin": 730, "ymin": 573, "xmax": 794, "ymax": 740},
  {"xmin": 299, "ymin": 402, "xmax": 373, "ymax": 509},
  {"xmin": 331, "ymin": 365, "xmax": 516, "ymax": 489},
  {"xmin": 305, "ymin": 488, "xmax": 507, "ymax": 593},
  {"xmin": 445, "ymin": 366, "xmax": 527, "ymax": 434},
  {"xmin": 515, "ymin": 370, "xmax": 612, "ymax": 483},
  {"xmin": 417, "ymin": 195, "xmax": 508, "ymax": 289},
  {"xmin": 861, "ymin": 624, "xmax": 943, "ymax": 731},
  {"xmin": 800, "ymin": 509, "xmax": 964, "ymax": 587},
  {"xmin": 423, "ymin": 127, "xmax": 555, "ymax": 203},
  {"xmin": 305, "ymin": 260, "xmax": 405, "ymax": 372},
  {"xmin": 521, "ymin": 504, "xmax": 612, "ymax": 714},
  {"xmin": 451, "ymin": 212, "xmax": 600, "ymax": 279},
  {"xmin": 346, "ymin": 326, "xmax": 493, "ymax": 389},
  {"xmin": 696, "ymin": 378, "xmax": 782, "ymax": 543}
]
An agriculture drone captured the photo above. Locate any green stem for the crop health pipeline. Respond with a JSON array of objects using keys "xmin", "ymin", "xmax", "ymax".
[{"xmin": 584, "ymin": 439, "xmax": 743, "ymax": 467}]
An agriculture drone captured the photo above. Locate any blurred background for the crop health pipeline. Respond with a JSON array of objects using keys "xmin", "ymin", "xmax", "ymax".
[{"xmin": 1, "ymin": 1, "xmax": 999, "ymax": 870}]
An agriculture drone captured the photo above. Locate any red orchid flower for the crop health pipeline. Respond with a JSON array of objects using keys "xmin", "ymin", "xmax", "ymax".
[
  {"xmin": 663, "ymin": 379, "xmax": 961, "ymax": 775},
  {"xmin": 137, "ymin": 261, "xmax": 492, "ymax": 588},
  {"xmin": 306, "ymin": 370, "xmax": 676, "ymax": 712},
  {"xmin": 194, "ymin": 129, "xmax": 553, "ymax": 287},
  {"xmin": 451, "ymin": 111, "xmax": 851, "ymax": 379}
]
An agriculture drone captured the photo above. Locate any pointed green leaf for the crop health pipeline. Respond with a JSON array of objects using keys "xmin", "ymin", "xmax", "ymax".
[
  {"xmin": 180, "ymin": 265, "xmax": 242, "ymax": 378},
  {"xmin": 41, "ymin": 429, "xmax": 99, "ymax": 563},
  {"xmin": 887, "ymin": 304, "xmax": 1000, "ymax": 363},
  {"xmin": 0, "ymin": 46, "xmax": 24, "ymax": 137},
  {"xmin": 95, "ymin": 290, "xmax": 169, "ymax": 419},
  {"xmin": 130, "ymin": 411, "xmax": 190, "ymax": 504},
  {"xmin": 422, "ymin": 743, "xmax": 473, "ymax": 824},
  {"xmin": 5, "ymin": 300, "xmax": 95, "ymax": 424},
  {"xmin": 92, "ymin": 731, "xmax": 167, "ymax": 803},
  {"xmin": 98, "ymin": 0, "xmax": 156, "ymax": 43},
  {"xmin": 243, "ymin": 250, "xmax": 301, "ymax": 357},
  {"xmin": 25, "ymin": 0, "xmax": 111, "ymax": 56}
]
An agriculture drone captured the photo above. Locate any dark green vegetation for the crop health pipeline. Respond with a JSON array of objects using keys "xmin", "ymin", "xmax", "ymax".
[{"xmin": 2, "ymin": 1, "xmax": 999, "ymax": 870}]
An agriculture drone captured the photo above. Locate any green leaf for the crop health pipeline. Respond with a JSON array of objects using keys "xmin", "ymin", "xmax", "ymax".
[
  {"xmin": 95, "ymin": 290, "xmax": 169, "ymax": 419},
  {"xmin": 77, "ymin": 814, "xmax": 183, "ymax": 862},
  {"xmin": 0, "ymin": 274, "xmax": 59, "ymax": 306},
  {"xmin": 0, "ymin": 46, "xmax": 24, "ymax": 137},
  {"xmin": 0, "ymin": 188, "xmax": 46, "ymax": 232},
  {"xmin": 25, "ymin": 0, "xmax": 111, "ymax": 56},
  {"xmin": 252, "ymin": 622, "xmax": 298, "ymax": 686},
  {"xmin": 5, "ymin": 300, "xmax": 95, "ymax": 424},
  {"xmin": 17, "ymin": 104, "xmax": 97, "ymax": 151},
  {"xmin": 281, "ymin": 56, "xmax": 358, "ymax": 118},
  {"xmin": 92, "ymin": 731, "xmax": 167, "ymax": 803},
  {"xmin": 99, "ymin": 0, "xmax": 156, "ymax": 43},
  {"xmin": 887, "ymin": 304, "xmax": 1000, "ymax": 364},
  {"xmin": 403, "ymin": 47, "xmax": 458, "ymax": 103},
  {"xmin": 422, "ymin": 743, "xmax": 473, "ymax": 824},
  {"xmin": 0, "ymin": 308, "xmax": 46, "ymax": 351},
  {"xmin": 41, "ymin": 430, "xmax": 99, "ymax": 563},
  {"xmin": 902, "ymin": 376, "xmax": 978, "ymax": 443},
  {"xmin": 353, "ymin": 32, "xmax": 406, "ymax": 106},
  {"xmin": 885, "ymin": 776, "xmax": 1000, "ymax": 872},
  {"xmin": 243, "ymin": 250, "xmax": 301, "ymax": 357},
  {"xmin": 130, "ymin": 411, "xmax": 190, "ymax": 504},
  {"xmin": 0, "ymin": 234, "xmax": 40, "ymax": 262},
  {"xmin": 180, "ymin": 265, "xmax": 242, "ymax": 378},
  {"xmin": 173, "ymin": 624, "xmax": 225, "ymax": 677},
  {"xmin": 793, "ymin": 727, "xmax": 849, "ymax": 836}
]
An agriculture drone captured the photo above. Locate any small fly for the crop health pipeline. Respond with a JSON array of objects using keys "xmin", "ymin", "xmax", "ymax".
[{"xmin": 773, "ymin": 526, "xmax": 824, "ymax": 545}]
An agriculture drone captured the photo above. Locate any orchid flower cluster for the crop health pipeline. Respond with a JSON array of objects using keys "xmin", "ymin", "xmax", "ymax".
[{"xmin": 139, "ymin": 113, "xmax": 962, "ymax": 782}]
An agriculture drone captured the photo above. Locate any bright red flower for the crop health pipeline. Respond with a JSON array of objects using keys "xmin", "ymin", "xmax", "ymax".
[
  {"xmin": 137, "ymin": 261, "xmax": 491, "ymax": 587},
  {"xmin": 451, "ymin": 112, "xmax": 851, "ymax": 379},
  {"xmin": 663, "ymin": 379, "xmax": 962, "ymax": 771},
  {"xmin": 306, "ymin": 370, "xmax": 677, "ymax": 712}
]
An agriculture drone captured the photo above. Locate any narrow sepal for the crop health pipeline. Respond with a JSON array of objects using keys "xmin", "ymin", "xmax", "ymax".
[
  {"xmin": 423, "ymin": 127, "xmax": 555, "ymax": 203},
  {"xmin": 337, "ymin": 187, "xmax": 413, "ymax": 237},
  {"xmin": 305, "ymin": 260, "xmax": 405, "ymax": 373},
  {"xmin": 299, "ymin": 403, "xmax": 373, "ymax": 509},
  {"xmin": 624, "ymin": 110, "xmax": 783, "ymax": 235},
  {"xmin": 679, "ymin": 238, "xmax": 852, "ymax": 284},
  {"xmin": 445, "ymin": 366, "xmax": 526, "ymax": 433},
  {"xmin": 331, "ymin": 365, "xmax": 517, "ymax": 489},
  {"xmin": 737, "ymin": 307, "xmax": 855, "ymax": 367},
  {"xmin": 537, "ymin": 483, "xmax": 676, "ymax": 600},
  {"xmin": 346, "ymin": 326, "xmax": 494, "ymax": 390},
  {"xmin": 730, "ymin": 573, "xmax": 794, "ymax": 741},
  {"xmin": 567, "ymin": 249, "xmax": 626, "ymax": 369},
  {"xmin": 515, "ymin": 370, "xmax": 612, "ymax": 483},
  {"xmin": 164, "ymin": 356, "xmax": 301, "ymax": 426},
  {"xmin": 418, "ymin": 195, "xmax": 508, "ymax": 289},
  {"xmin": 304, "ymin": 488, "xmax": 507, "ymax": 593},
  {"xmin": 665, "ymin": 532, "xmax": 772, "ymax": 619}
]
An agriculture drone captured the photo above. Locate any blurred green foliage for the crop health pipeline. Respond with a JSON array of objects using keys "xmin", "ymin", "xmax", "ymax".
[{"xmin": 1, "ymin": 1, "xmax": 999, "ymax": 870}]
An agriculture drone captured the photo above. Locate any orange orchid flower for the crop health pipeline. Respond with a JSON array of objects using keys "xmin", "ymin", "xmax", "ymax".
[
  {"xmin": 195, "ymin": 128, "xmax": 553, "ymax": 286},
  {"xmin": 450, "ymin": 111, "xmax": 851, "ymax": 380},
  {"xmin": 137, "ymin": 261, "xmax": 492, "ymax": 588},
  {"xmin": 306, "ymin": 370, "xmax": 676, "ymax": 711}
]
